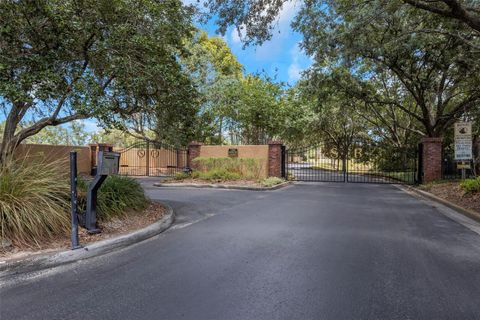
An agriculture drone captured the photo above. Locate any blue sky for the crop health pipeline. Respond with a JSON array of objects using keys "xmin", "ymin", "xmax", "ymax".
[{"xmin": 196, "ymin": 1, "xmax": 312, "ymax": 84}]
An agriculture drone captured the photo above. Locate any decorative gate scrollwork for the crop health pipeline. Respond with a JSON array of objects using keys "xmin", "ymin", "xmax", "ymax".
[
  {"xmin": 137, "ymin": 149, "xmax": 146, "ymax": 158},
  {"xmin": 117, "ymin": 140, "xmax": 187, "ymax": 177}
]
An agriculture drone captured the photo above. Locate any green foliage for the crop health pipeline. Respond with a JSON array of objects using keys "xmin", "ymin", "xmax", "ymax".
[
  {"xmin": 24, "ymin": 121, "xmax": 90, "ymax": 146},
  {"xmin": 203, "ymin": 1, "xmax": 479, "ymax": 47},
  {"xmin": 183, "ymin": 31, "xmax": 243, "ymax": 85},
  {"xmin": 0, "ymin": 158, "xmax": 70, "ymax": 247},
  {"xmin": 294, "ymin": 1, "xmax": 480, "ymax": 137},
  {"xmin": 90, "ymin": 129, "xmax": 155, "ymax": 148},
  {"xmin": 174, "ymin": 171, "xmax": 191, "ymax": 180},
  {"xmin": 78, "ymin": 176, "xmax": 147, "ymax": 221},
  {"xmin": 193, "ymin": 157, "xmax": 264, "ymax": 179},
  {"xmin": 202, "ymin": 0, "xmax": 480, "ymax": 140},
  {"xmin": 261, "ymin": 177, "xmax": 284, "ymax": 187},
  {"xmin": 460, "ymin": 177, "xmax": 480, "ymax": 193},
  {"xmin": 216, "ymin": 75, "xmax": 284, "ymax": 144},
  {"xmin": 0, "ymin": 0, "xmax": 196, "ymax": 160},
  {"xmin": 0, "ymin": 158, "xmax": 147, "ymax": 247},
  {"xmin": 195, "ymin": 168, "xmax": 241, "ymax": 181}
]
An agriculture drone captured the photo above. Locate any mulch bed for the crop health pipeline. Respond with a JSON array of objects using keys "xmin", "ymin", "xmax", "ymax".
[
  {"xmin": 0, "ymin": 202, "xmax": 166, "ymax": 260},
  {"xmin": 420, "ymin": 181, "xmax": 480, "ymax": 215}
]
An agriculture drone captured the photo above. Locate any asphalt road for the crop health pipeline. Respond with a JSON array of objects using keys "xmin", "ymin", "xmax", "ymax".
[{"xmin": 2, "ymin": 182, "xmax": 480, "ymax": 320}]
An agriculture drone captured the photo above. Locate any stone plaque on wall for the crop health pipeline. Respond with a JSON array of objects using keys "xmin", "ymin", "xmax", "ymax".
[{"xmin": 228, "ymin": 148, "xmax": 238, "ymax": 158}]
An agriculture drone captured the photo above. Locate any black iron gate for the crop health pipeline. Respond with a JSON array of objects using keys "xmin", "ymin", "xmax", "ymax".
[
  {"xmin": 116, "ymin": 140, "xmax": 188, "ymax": 177},
  {"xmin": 285, "ymin": 143, "xmax": 418, "ymax": 184}
]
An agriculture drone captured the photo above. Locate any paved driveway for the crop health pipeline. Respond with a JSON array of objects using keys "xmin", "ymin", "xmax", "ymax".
[{"xmin": 2, "ymin": 182, "xmax": 480, "ymax": 319}]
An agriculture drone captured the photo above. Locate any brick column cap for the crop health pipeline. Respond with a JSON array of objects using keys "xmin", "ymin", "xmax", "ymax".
[
  {"xmin": 188, "ymin": 141, "xmax": 203, "ymax": 147},
  {"xmin": 267, "ymin": 141, "xmax": 283, "ymax": 145},
  {"xmin": 421, "ymin": 137, "xmax": 443, "ymax": 143}
]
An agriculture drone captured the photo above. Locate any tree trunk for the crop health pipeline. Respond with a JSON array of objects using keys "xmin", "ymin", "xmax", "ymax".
[{"xmin": 0, "ymin": 122, "xmax": 20, "ymax": 166}]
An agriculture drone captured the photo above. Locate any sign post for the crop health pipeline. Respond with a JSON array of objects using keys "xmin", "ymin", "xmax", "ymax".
[
  {"xmin": 69, "ymin": 151, "xmax": 81, "ymax": 250},
  {"xmin": 454, "ymin": 121, "xmax": 473, "ymax": 179}
]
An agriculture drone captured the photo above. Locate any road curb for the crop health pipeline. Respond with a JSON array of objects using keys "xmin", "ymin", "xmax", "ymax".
[
  {"xmin": 153, "ymin": 181, "xmax": 292, "ymax": 191},
  {"xmin": 0, "ymin": 203, "xmax": 175, "ymax": 280},
  {"xmin": 399, "ymin": 185, "xmax": 480, "ymax": 223}
]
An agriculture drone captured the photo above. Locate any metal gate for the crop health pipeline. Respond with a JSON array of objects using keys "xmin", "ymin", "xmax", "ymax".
[
  {"xmin": 285, "ymin": 142, "xmax": 418, "ymax": 184},
  {"xmin": 116, "ymin": 140, "xmax": 188, "ymax": 177}
]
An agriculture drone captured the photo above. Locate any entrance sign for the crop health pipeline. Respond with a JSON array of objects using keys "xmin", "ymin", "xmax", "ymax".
[
  {"xmin": 454, "ymin": 122, "xmax": 472, "ymax": 160},
  {"xmin": 228, "ymin": 148, "xmax": 238, "ymax": 158}
]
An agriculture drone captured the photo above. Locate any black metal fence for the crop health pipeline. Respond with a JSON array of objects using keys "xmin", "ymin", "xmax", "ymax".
[
  {"xmin": 441, "ymin": 145, "xmax": 475, "ymax": 180},
  {"xmin": 285, "ymin": 143, "xmax": 418, "ymax": 184},
  {"xmin": 286, "ymin": 145, "xmax": 345, "ymax": 182}
]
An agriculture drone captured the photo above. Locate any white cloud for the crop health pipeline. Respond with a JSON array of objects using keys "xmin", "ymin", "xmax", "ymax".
[
  {"xmin": 252, "ymin": 0, "xmax": 301, "ymax": 61},
  {"xmin": 230, "ymin": 27, "xmax": 242, "ymax": 44},
  {"xmin": 277, "ymin": 1, "xmax": 298, "ymax": 26},
  {"xmin": 288, "ymin": 63, "xmax": 302, "ymax": 82},
  {"xmin": 287, "ymin": 42, "xmax": 310, "ymax": 83}
]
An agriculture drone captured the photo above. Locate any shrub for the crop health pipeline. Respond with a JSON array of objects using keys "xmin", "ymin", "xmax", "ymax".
[
  {"xmin": 192, "ymin": 157, "xmax": 263, "ymax": 180},
  {"xmin": 78, "ymin": 175, "xmax": 148, "ymax": 221},
  {"xmin": 0, "ymin": 158, "xmax": 70, "ymax": 247},
  {"xmin": 261, "ymin": 177, "xmax": 284, "ymax": 187},
  {"xmin": 460, "ymin": 177, "xmax": 480, "ymax": 194},
  {"xmin": 174, "ymin": 172, "xmax": 190, "ymax": 180},
  {"xmin": 196, "ymin": 168, "xmax": 241, "ymax": 182}
]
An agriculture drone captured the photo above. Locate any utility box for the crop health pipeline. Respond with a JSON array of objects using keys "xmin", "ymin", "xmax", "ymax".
[{"xmin": 98, "ymin": 151, "xmax": 120, "ymax": 175}]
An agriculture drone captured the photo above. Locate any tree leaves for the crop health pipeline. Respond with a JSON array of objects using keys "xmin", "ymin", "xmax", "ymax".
[{"xmin": 0, "ymin": 0, "xmax": 196, "ymax": 160}]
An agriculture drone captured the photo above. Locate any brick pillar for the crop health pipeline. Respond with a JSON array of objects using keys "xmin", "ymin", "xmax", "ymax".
[
  {"xmin": 187, "ymin": 142, "xmax": 202, "ymax": 170},
  {"xmin": 268, "ymin": 141, "xmax": 283, "ymax": 178},
  {"xmin": 421, "ymin": 137, "xmax": 443, "ymax": 183},
  {"xmin": 89, "ymin": 143, "xmax": 114, "ymax": 175}
]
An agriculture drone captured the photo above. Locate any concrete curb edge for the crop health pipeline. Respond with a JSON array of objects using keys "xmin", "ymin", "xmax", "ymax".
[
  {"xmin": 0, "ymin": 203, "xmax": 175, "ymax": 280},
  {"xmin": 399, "ymin": 185, "xmax": 480, "ymax": 223},
  {"xmin": 153, "ymin": 181, "xmax": 292, "ymax": 191}
]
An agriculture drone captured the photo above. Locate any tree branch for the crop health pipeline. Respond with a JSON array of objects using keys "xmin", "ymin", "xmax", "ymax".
[{"xmin": 403, "ymin": 0, "xmax": 480, "ymax": 33}]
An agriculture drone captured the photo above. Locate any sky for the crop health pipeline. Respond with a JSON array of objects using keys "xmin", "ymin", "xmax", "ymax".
[{"xmin": 195, "ymin": 1, "xmax": 312, "ymax": 84}]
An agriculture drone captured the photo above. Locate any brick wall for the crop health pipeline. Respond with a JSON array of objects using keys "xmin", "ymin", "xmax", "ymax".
[
  {"xmin": 268, "ymin": 141, "xmax": 283, "ymax": 178},
  {"xmin": 187, "ymin": 142, "xmax": 202, "ymax": 169},
  {"xmin": 14, "ymin": 144, "xmax": 92, "ymax": 175},
  {"xmin": 199, "ymin": 145, "xmax": 269, "ymax": 178},
  {"xmin": 421, "ymin": 137, "xmax": 443, "ymax": 183}
]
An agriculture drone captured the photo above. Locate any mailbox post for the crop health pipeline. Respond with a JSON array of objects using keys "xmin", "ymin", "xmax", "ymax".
[
  {"xmin": 69, "ymin": 151, "xmax": 81, "ymax": 249},
  {"xmin": 85, "ymin": 151, "xmax": 120, "ymax": 233}
]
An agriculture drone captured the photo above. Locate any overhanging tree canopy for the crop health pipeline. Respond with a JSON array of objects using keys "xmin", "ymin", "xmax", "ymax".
[
  {"xmin": 0, "ymin": 0, "xmax": 196, "ymax": 162},
  {"xmin": 201, "ymin": 0, "xmax": 480, "ymax": 138}
]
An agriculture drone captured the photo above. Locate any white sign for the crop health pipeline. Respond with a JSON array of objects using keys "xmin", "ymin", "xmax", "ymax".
[{"xmin": 454, "ymin": 122, "xmax": 472, "ymax": 160}]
